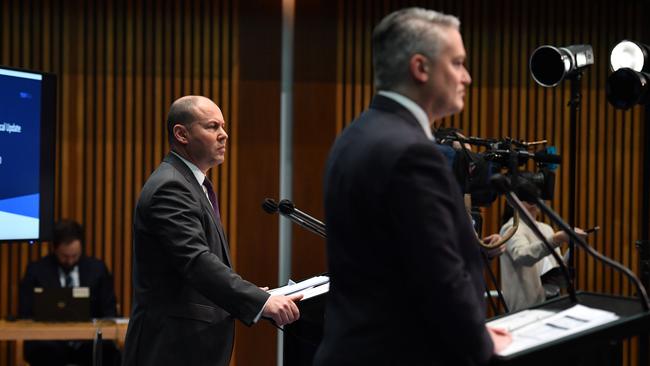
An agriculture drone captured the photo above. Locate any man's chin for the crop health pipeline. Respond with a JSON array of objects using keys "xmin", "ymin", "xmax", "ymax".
[{"xmin": 212, "ymin": 156, "xmax": 225, "ymax": 165}]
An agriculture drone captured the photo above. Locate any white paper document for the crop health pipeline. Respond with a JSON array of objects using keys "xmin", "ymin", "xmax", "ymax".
[
  {"xmin": 268, "ymin": 275, "xmax": 329, "ymax": 299},
  {"xmin": 488, "ymin": 304, "xmax": 619, "ymax": 356}
]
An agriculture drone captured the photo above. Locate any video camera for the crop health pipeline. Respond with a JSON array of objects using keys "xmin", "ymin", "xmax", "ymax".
[{"xmin": 435, "ymin": 128, "xmax": 561, "ymax": 207}]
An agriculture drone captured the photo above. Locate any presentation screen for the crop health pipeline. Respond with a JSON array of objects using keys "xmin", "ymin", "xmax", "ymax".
[{"xmin": 0, "ymin": 66, "xmax": 56, "ymax": 242}]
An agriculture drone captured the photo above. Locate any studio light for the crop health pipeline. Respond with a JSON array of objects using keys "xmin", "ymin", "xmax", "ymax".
[
  {"xmin": 529, "ymin": 44, "xmax": 594, "ymax": 87},
  {"xmin": 607, "ymin": 40, "xmax": 650, "ymax": 110},
  {"xmin": 606, "ymin": 68, "xmax": 650, "ymax": 110},
  {"xmin": 610, "ymin": 40, "xmax": 650, "ymax": 72}
]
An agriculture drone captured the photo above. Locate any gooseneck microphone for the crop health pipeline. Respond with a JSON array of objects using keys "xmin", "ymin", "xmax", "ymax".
[
  {"xmin": 262, "ymin": 198, "xmax": 279, "ymax": 214},
  {"xmin": 262, "ymin": 198, "xmax": 327, "ymax": 239},
  {"xmin": 490, "ymin": 174, "xmax": 578, "ymax": 305},
  {"xmin": 513, "ymin": 180, "xmax": 650, "ymax": 311},
  {"xmin": 278, "ymin": 199, "xmax": 326, "ymax": 230}
]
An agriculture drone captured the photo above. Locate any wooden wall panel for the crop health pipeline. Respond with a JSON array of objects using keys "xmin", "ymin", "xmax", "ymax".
[
  {"xmin": 336, "ymin": 0, "xmax": 649, "ymax": 294},
  {"xmin": 2, "ymin": 0, "xmax": 650, "ymax": 365},
  {"xmin": 333, "ymin": 0, "xmax": 649, "ymax": 365},
  {"xmin": 0, "ymin": 0, "xmax": 239, "ymax": 364}
]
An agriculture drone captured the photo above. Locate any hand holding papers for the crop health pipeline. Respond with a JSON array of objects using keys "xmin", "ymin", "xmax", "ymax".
[{"xmin": 268, "ymin": 275, "xmax": 329, "ymax": 301}]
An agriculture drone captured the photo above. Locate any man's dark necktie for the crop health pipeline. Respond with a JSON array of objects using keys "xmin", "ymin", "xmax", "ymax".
[
  {"xmin": 64, "ymin": 271, "xmax": 73, "ymax": 288},
  {"xmin": 202, "ymin": 178, "xmax": 221, "ymax": 220}
]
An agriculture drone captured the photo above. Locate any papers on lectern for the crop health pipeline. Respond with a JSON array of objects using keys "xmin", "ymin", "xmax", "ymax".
[
  {"xmin": 487, "ymin": 304, "xmax": 619, "ymax": 356},
  {"xmin": 268, "ymin": 275, "xmax": 329, "ymax": 301}
]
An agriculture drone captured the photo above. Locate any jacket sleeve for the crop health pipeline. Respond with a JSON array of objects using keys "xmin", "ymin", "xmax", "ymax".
[
  {"xmin": 501, "ymin": 221, "xmax": 559, "ymax": 267},
  {"xmin": 386, "ymin": 142, "xmax": 493, "ymax": 366},
  {"xmin": 141, "ymin": 178, "xmax": 269, "ymax": 325}
]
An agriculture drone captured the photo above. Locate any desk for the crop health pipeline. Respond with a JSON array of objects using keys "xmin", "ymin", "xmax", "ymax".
[{"xmin": 0, "ymin": 319, "xmax": 129, "ymax": 365}]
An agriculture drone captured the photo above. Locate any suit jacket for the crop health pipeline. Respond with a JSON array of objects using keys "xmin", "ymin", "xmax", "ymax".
[
  {"xmin": 500, "ymin": 218, "xmax": 561, "ymax": 312},
  {"xmin": 18, "ymin": 254, "xmax": 117, "ymax": 318},
  {"xmin": 122, "ymin": 153, "xmax": 269, "ymax": 366},
  {"xmin": 313, "ymin": 95, "xmax": 493, "ymax": 366}
]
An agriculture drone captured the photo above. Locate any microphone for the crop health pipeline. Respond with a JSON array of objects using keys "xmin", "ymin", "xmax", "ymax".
[
  {"xmin": 278, "ymin": 199, "xmax": 326, "ymax": 231},
  {"xmin": 489, "ymin": 174, "xmax": 578, "ymax": 305},
  {"xmin": 261, "ymin": 198, "xmax": 327, "ymax": 239},
  {"xmin": 262, "ymin": 198, "xmax": 279, "ymax": 214}
]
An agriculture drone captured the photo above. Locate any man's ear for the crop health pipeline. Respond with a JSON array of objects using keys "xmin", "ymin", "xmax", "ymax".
[
  {"xmin": 409, "ymin": 54, "xmax": 429, "ymax": 84},
  {"xmin": 173, "ymin": 124, "xmax": 190, "ymax": 145}
]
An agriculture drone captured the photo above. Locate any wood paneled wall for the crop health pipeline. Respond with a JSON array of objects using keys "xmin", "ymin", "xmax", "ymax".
[
  {"xmin": 1, "ymin": 0, "xmax": 649, "ymax": 365},
  {"xmin": 334, "ymin": 0, "xmax": 649, "ymax": 365},
  {"xmin": 337, "ymin": 0, "xmax": 649, "ymax": 295},
  {"xmin": 0, "ymin": 0, "xmax": 240, "ymax": 364}
]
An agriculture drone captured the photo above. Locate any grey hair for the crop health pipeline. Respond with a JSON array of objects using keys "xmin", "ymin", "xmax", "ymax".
[{"xmin": 372, "ymin": 7, "xmax": 460, "ymax": 90}]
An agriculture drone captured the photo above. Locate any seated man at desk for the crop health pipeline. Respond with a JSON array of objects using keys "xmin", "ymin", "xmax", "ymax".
[{"xmin": 18, "ymin": 219, "xmax": 120, "ymax": 366}]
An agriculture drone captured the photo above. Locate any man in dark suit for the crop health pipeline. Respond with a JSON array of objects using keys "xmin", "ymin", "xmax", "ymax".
[
  {"xmin": 19, "ymin": 219, "xmax": 119, "ymax": 366},
  {"xmin": 314, "ymin": 8, "xmax": 512, "ymax": 366},
  {"xmin": 122, "ymin": 95, "xmax": 302, "ymax": 366}
]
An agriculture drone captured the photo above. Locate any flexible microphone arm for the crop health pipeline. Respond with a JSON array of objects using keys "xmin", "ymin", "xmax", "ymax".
[
  {"xmin": 262, "ymin": 198, "xmax": 327, "ymax": 239},
  {"xmin": 278, "ymin": 199, "xmax": 326, "ymax": 230},
  {"xmin": 490, "ymin": 174, "xmax": 578, "ymax": 305},
  {"xmin": 532, "ymin": 195, "xmax": 650, "ymax": 311}
]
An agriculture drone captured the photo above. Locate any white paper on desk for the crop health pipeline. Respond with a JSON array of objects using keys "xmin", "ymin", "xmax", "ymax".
[
  {"xmin": 493, "ymin": 304, "xmax": 619, "ymax": 357},
  {"xmin": 488, "ymin": 309, "xmax": 556, "ymax": 332},
  {"xmin": 267, "ymin": 276, "xmax": 329, "ymax": 297}
]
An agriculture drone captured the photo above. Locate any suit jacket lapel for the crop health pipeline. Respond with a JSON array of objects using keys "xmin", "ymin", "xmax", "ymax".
[
  {"xmin": 45, "ymin": 255, "xmax": 64, "ymax": 288},
  {"xmin": 164, "ymin": 153, "xmax": 232, "ymax": 266}
]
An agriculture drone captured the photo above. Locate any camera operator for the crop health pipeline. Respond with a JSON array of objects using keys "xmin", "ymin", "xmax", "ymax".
[{"xmin": 499, "ymin": 200, "xmax": 586, "ymax": 312}]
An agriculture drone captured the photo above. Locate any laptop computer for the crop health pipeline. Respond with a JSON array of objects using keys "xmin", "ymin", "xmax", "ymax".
[{"xmin": 33, "ymin": 287, "xmax": 91, "ymax": 322}]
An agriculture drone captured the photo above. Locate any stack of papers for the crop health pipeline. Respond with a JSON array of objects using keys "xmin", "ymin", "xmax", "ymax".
[
  {"xmin": 488, "ymin": 304, "xmax": 619, "ymax": 356},
  {"xmin": 268, "ymin": 275, "xmax": 329, "ymax": 301}
]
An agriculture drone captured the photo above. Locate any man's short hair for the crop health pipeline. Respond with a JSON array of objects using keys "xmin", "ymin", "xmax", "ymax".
[
  {"xmin": 372, "ymin": 7, "xmax": 460, "ymax": 91},
  {"xmin": 53, "ymin": 219, "xmax": 84, "ymax": 249},
  {"xmin": 166, "ymin": 97, "xmax": 200, "ymax": 145}
]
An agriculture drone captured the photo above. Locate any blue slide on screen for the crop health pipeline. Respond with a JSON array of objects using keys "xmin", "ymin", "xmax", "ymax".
[{"xmin": 0, "ymin": 69, "xmax": 42, "ymax": 240}]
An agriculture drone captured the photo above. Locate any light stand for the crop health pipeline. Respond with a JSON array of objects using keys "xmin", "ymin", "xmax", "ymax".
[
  {"xmin": 566, "ymin": 74, "xmax": 582, "ymax": 279},
  {"xmin": 530, "ymin": 44, "xmax": 594, "ymax": 282}
]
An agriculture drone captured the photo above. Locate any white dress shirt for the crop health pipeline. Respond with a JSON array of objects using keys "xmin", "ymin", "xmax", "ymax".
[
  {"xmin": 58, "ymin": 265, "xmax": 80, "ymax": 287},
  {"xmin": 378, "ymin": 90, "xmax": 434, "ymax": 141}
]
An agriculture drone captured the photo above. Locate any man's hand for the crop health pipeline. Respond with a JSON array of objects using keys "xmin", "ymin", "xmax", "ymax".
[
  {"xmin": 262, "ymin": 294, "xmax": 303, "ymax": 326},
  {"xmin": 552, "ymin": 227, "xmax": 587, "ymax": 246},
  {"xmin": 483, "ymin": 234, "xmax": 506, "ymax": 259},
  {"xmin": 487, "ymin": 326, "xmax": 512, "ymax": 354}
]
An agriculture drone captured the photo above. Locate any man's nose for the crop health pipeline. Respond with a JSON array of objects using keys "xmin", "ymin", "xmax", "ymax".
[{"xmin": 463, "ymin": 67, "xmax": 472, "ymax": 85}]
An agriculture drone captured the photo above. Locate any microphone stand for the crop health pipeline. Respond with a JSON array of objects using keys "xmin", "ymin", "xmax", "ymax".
[
  {"xmin": 532, "ymin": 196, "xmax": 650, "ymax": 311},
  {"xmin": 500, "ymin": 187, "xmax": 578, "ymax": 305},
  {"xmin": 278, "ymin": 199, "xmax": 326, "ymax": 231},
  {"xmin": 262, "ymin": 198, "xmax": 327, "ymax": 239}
]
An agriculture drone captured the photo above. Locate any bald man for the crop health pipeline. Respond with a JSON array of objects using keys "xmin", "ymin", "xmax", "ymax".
[{"xmin": 123, "ymin": 96, "xmax": 301, "ymax": 366}]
